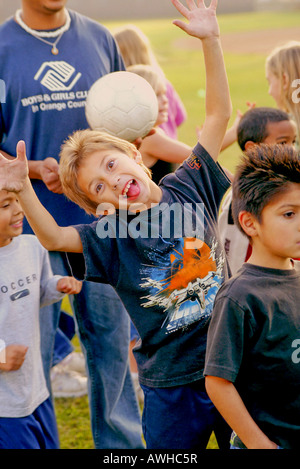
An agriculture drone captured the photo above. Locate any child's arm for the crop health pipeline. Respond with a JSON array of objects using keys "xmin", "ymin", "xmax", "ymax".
[
  {"xmin": 205, "ymin": 376, "xmax": 278, "ymax": 449},
  {"xmin": 140, "ymin": 127, "xmax": 191, "ymax": 166},
  {"xmin": 0, "ymin": 141, "xmax": 83, "ymax": 253},
  {"xmin": 171, "ymin": 0, "xmax": 232, "ymax": 161},
  {"xmin": 56, "ymin": 277, "xmax": 82, "ymax": 295}
]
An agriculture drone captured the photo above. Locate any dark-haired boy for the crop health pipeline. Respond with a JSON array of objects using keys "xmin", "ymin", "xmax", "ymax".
[
  {"xmin": 219, "ymin": 107, "xmax": 297, "ymax": 274},
  {"xmin": 205, "ymin": 144, "xmax": 300, "ymax": 449}
]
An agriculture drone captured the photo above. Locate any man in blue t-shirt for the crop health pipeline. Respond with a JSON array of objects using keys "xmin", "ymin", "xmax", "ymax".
[{"xmin": 0, "ymin": 0, "xmax": 143, "ymax": 449}]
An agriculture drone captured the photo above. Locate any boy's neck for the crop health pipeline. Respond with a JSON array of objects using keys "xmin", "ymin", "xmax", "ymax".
[
  {"xmin": 0, "ymin": 237, "xmax": 13, "ymax": 248},
  {"xmin": 131, "ymin": 182, "xmax": 162, "ymax": 212},
  {"xmin": 247, "ymin": 249, "xmax": 293, "ymax": 270}
]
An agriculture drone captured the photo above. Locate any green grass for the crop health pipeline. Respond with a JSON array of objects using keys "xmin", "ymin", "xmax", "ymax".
[{"xmin": 54, "ymin": 10, "xmax": 300, "ymax": 449}]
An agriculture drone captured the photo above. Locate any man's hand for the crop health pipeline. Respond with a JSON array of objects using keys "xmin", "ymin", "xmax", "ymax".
[
  {"xmin": 57, "ymin": 277, "xmax": 82, "ymax": 295},
  {"xmin": 0, "ymin": 140, "xmax": 29, "ymax": 192},
  {"xmin": 0, "ymin": 344, "xmax": 28, "ymax": 371},
  {"xmin": 40, "ymin": 158, "xmax": 63, "ymax": 194},
  {"xmin": 171, "ymin": 0, "xmax": 220, "ymax": 40}
]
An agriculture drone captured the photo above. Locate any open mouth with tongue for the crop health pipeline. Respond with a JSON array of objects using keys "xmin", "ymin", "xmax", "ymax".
[{"xmin": 122, "ymin": 179, "xmax": 140, "ymax": 200}]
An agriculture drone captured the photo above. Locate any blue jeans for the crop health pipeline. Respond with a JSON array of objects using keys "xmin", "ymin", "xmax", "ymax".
[
  {"xmin": 52, "ymin": 311, "xmax": 75, "ymax": 367},
  {"xmin": 40, "ymin": 251, "xmax": 144, "ymax": 449}
]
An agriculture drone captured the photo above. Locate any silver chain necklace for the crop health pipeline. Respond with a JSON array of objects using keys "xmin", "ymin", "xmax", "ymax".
[{"xmin": 15, "ymin": 8, "xmax": 71, "ymax": 55}]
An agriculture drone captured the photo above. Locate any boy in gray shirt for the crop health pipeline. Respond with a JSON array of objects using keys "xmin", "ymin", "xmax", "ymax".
[{"xmin": 0, "ymin": 190, "xmax": 81, "ymax": 449}]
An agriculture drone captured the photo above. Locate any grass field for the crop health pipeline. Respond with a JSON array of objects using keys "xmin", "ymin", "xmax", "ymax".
[{"xmin": 54, "ymin": 10, "xmax": 300, "ymax": 449}]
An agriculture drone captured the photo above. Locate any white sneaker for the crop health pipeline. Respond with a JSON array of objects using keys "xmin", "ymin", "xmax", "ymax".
[
  {"xmin": 50, "ymin": 367, "xmax": 88, "ymax": 398},
  {"xmin": 58, "ymin": 352, "xmax": 87, "ymax": 376}
]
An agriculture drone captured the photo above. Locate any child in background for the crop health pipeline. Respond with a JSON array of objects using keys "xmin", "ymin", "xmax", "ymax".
[
  {"xmin": 127, "ymin": 64, "xmax": 192, "ymax": 183},
  {"xmin": 205, "ymin": 143, "xmax": 300, "ymax": 449},
  {"xmin": 218, "ymin": 107, "xmax": 297, "ymax": 274},
  {"xmin": 0, "ymin": 190, "xmax": 82, "ymax": 449},
  {"xmin": 0, "ymin": 0, "xmax": 232, "ymax": 449},
  {"xmin": 113, "ymin": 24, "xmax": 187, "ymax": 141},
  {"xmin": 266, "ymin": 41, "xmax": 300, "ymax": 144}
]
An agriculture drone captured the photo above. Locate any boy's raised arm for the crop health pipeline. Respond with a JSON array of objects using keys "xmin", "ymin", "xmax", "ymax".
[
  {"xmin": 0, "ymin": 141, "xmax": 83, "ymax": 253},
  {"xmin": 171, "ymin": 0, "xmax": 232, "ymax": 161}
]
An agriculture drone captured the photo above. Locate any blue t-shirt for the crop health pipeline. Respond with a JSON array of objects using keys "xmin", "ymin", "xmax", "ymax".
[
  {"xmin": 0, "ymin": 10, "xmax": 125, "ymax": 230},
  {"xmin": 68, "ymin": 143, "xmax": 231, "ymax": 387}
]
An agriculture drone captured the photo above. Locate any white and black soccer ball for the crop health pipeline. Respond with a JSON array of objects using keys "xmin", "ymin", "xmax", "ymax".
[{"xmin": 85, "ymin": 71, "xmax": 158, "ymax": 142}]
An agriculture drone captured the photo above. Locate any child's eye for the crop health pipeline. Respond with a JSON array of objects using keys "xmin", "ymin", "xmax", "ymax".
[
  {"xmin": 95, "ymin": 183, "xmax": 103, "ymax": 194},
  {"xmin": 284, "ymin": 211, "xmax": 295, "ymax": 218},
  {"xmin": 107, "ymin": 160, "xmax": 114, "ymax": 170}
]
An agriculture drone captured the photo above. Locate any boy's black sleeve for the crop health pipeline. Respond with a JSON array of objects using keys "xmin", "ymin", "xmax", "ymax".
[
  {"xmin": 171, "ymin": 143, "xmax": 231, "ymax": 220},
  {"xmin": 66, "ymin": 220, "xmax": 120, "ymax": 286},
  {"xmin": 204, "ymin": 293, "xmax": 246, "ymax": 383}
]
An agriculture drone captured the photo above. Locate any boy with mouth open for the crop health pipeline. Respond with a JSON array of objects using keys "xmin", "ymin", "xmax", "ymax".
[{"xmin": 0, "ymin": 0, "xmax": 232, "ymax": 449}]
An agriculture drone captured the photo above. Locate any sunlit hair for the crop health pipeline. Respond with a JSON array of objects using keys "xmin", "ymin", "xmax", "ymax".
[
  {"xmin": 59, "ymin": 129, "xmax": 152, "ymax": 216},
  {"xmin": 232, "ymin": 143, "xmax": 300, "ymax": 238},
  {"xmin": 266, "ymin": 41, "xmax": 300, "ymax": 139},
  {"xmin": 113, "ymin": 24, "xmax": 164, "ymax": 77},
  {"xmin": 127, "ymin": 64, "xmax": 165, "ymax": 96}
]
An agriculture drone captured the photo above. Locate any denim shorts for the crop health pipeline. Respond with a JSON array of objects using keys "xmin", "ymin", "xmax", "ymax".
[
  {"xmin": 0, "ymin": 397, "xmax": 59, "ymax": 449},
  {"xmin": 141, "ymin": 380, "xmax": 231, "ymax": 449}
]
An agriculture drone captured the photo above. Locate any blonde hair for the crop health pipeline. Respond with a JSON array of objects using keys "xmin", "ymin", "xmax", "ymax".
[
  {"xmin": 266, "ymin": 41, "xmax": 300, "ymax": 138},
  {"xmin": 59, "ymin": 129, "xmax": 152, "ymax": 216},
  {"xmin": 127, "ymin": 64, "xmax": 164, "ymax": 96},
  {"xmin": 113, "ymin": 24, "xmax": 164, "ymax": 77}
]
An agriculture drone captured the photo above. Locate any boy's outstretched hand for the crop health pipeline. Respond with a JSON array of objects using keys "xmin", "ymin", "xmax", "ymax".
[
  {"xmin": 0, "ymin": 140, "xmax": 28, "ymax": 193},
  {"xmin": 171, "ymin": 0, "xmax": 220, "ymax": 39},
  {"xmin": 57, "ymin": 277, "xmax": 82, "ymax": 295}
]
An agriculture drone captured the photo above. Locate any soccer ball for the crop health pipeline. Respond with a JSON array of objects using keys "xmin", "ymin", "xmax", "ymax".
[{"xmin": 85, "ymin": 71, "xmax": 158, "ymax": 142}]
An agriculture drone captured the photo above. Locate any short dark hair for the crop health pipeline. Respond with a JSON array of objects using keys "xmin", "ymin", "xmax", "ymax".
[
  {"xmin": 237, "ymin": 107, "xmax": 291, "ymax": 151},
  {"xmin": 232, "ymin": 144, "xmax": 300, "ymax": 236}
]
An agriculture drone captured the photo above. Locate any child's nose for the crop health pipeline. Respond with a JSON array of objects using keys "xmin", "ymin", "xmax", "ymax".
[
  {"xmin": 111, "ymin": 176, "xmax": 120, "ymax": 190},
  {"xmin": 13, "ymin": 202, "xmax": 23, "ymax": 214}
]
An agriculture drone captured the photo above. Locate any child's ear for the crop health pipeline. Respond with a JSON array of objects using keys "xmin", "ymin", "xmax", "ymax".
[
  {"xmin": 239, "ymin": 211, "xmax": 258, "ymax": 238},
  {"xmin": 244, "ymin": 141, "xmax": 256, "ymax": 151},
  {"xmin": 132, "ymin": 150, "xmax": 143, "ymax": 165},
  {"xmin": 282, "ymin": 72, "xmax": 290, "ymax": 91}
]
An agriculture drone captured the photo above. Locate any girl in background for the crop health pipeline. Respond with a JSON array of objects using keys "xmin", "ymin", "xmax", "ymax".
[
  {"xmin": 266, "ymin": 40, "xmax": 300, "ymax": 145},
  {"xmin": 113, "ymin": 24, "xmax": 187, "ymax": 141}
]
